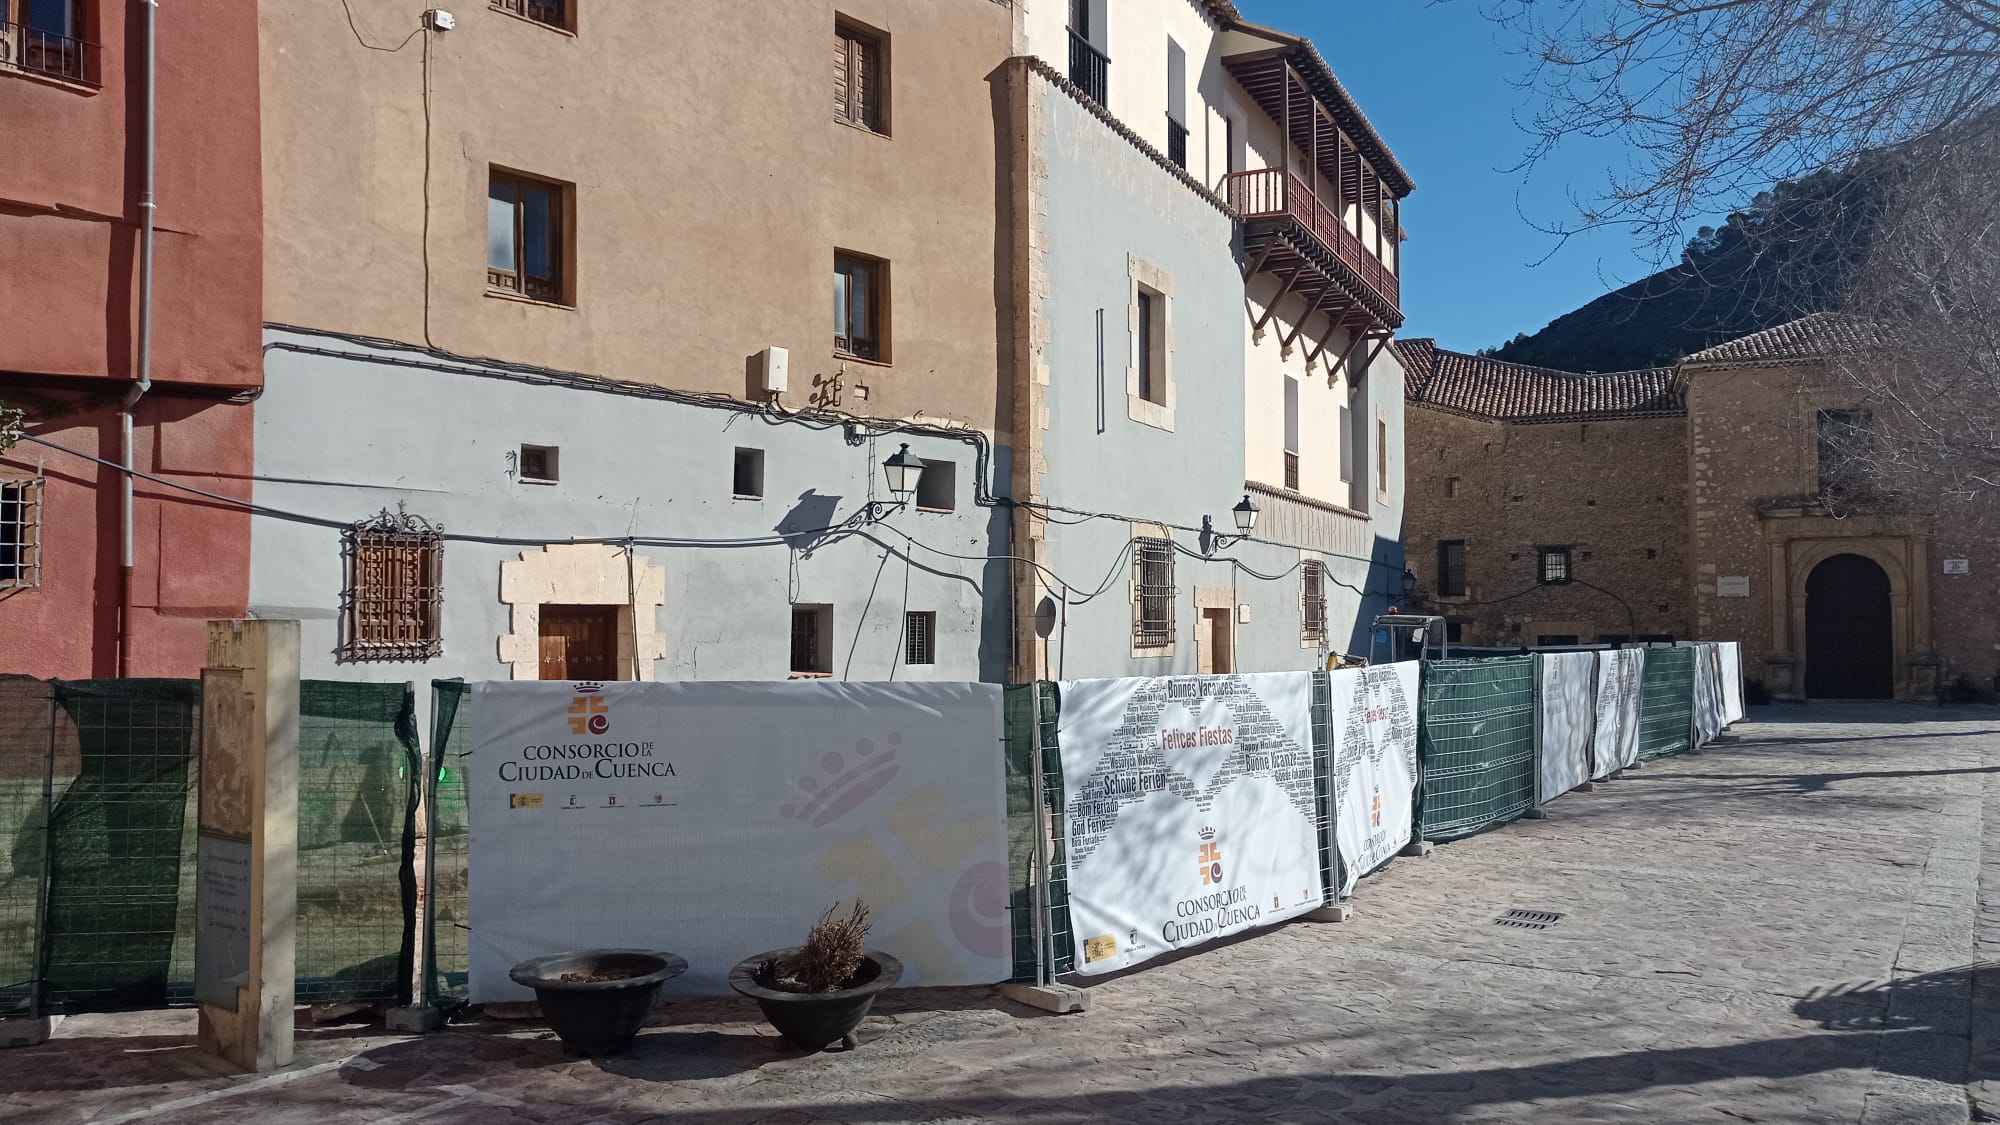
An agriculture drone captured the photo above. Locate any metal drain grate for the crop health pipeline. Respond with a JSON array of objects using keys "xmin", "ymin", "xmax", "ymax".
[{"xmin": 1494, "ymin": 909, "xmax": 1566, "ymax": 930}]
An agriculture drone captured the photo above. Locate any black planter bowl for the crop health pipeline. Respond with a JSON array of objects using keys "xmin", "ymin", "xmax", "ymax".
[
  {"xmin": 508, "ymin": 949, "xmax": 688, "ymax": 1057},
  {"xmin": 727, "ymin": 948, "xmax": 903, "ymax": 1052}
]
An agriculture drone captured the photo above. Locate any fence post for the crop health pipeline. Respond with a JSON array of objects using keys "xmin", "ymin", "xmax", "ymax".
[
  {"xmin": 388, "ymin": 684, "xmax": 444, "ymax": 1034},
  {"xmin": 997, "ymin": 681, "xmax": 1088, "ymax": 1014},
  {"xmin": 194, "ymin": 619, "xmax": 299, "ymax": 1073}
]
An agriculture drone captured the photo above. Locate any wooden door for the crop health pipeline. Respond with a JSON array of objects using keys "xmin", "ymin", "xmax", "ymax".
[
  {"xmin": 539, "ymin": 605, "xmax": 620, "ymax": 681},
  {"xmin": 1804, "ymin": 554, "xmax": 1893, "ymax": 699},
  {"xmin": 1200, "ymin": 608, "xmax": 1233, "ymax": 675}
]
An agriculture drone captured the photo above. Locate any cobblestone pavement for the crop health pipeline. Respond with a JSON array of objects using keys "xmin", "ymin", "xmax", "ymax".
[{"xmin": 3, "ymin": 704, "xmax": 1997, "ymax": 1124}]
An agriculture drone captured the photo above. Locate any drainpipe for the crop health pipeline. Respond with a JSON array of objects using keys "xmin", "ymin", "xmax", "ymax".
[{"xmin": 118, "ymin": 0, "xmax": 158, "ymax": 677}]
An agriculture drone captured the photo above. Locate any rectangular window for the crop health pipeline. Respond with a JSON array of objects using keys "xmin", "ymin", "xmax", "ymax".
[
  {"xmin": 4, "ymin": 0, "xmax": 90, "ymax": 83},
  {"xmin": 834, "ymin": 252, "xmax": 884, "ymax": 360},
  {"xmin": 0, "ymin": 477, "xmax": 43, "ymax": 588},
  {"xmin": 790, "ymin": 604, "xmax": 833, "ymax": 676},
  {"xmin": 1136, "ymin": 287, "xmax": 1166, "ymax": 405},
  {"xmin": 915, "ymin": 457, "xmax": 956, "ymax": 512},
  {"xmin": 1225, "ymin": 114, "xmax": 1238, "ymax": 175},
  {"xmin": 1437, "ymin": 539, "xmax": 1466, "ymax": 598},
  {"xmin": 833, "ymin": 20, "xmax": 885, "ymax": 133},
  {"xmin": 904, "ymin": 611, "xmax": 935, "ymax": 665},
  {"xmin": 1283, "ymin": 376, "xmax": 1299, "ymax": 489},
  {"xmin": 1377, "ymin": 417, "xmax": 1389, "ymax": 492},
  {"xmin": 518, "ymin": 444, "xmax": 558, "ymax": 484},
  {"xmin": 1165, "ymin": 37, "xmax": 1187, "ymax": 169},
  {"xmin": 491, "ymin": 0, "xmax": 570, "ymax": 31},
  {"xmin": 1337, "ymin": 405, "xmax": 1353, "ymax": 482},
  {"xmin": 1446, "ymin": 476, "xmax": 1462, "ymax": 498},
  {"xmin": 1133, "ymin": 536, "xmax": 1175, "ymax": 647},
  {"xmin": 733, "ymin": 448, "xmax": 765, "ymax": 499},
  {"xmin": 487, "ymin": 169, "xmax": 567, "ymax": 304},
  {"xmin": 1538, "ymin": 546, "xmax": 1572, "ymax": 586},
  {"xmin": 1301, "ymin": 561, "xmax": 1326, "ymax": 642},
  {"xmin": 339, "ymin": 511, "xmax": 444, "ymax": 662},
  {"xmin": 1444, "ymin": 620, "xmax": 1464, "ymax": 644},
  {"xmin": 1067, "ymin": 0, "xmax": 1106, "ymax": 105},
  {"xmin": 1816, "ymin": 408, "xmax": 1870, "ymax": 497}
]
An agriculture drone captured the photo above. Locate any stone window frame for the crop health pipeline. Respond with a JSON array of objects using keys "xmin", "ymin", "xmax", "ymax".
[
  {"xmin": 1126, "ymin": 255, "xmax": 1176, "ymax": 431},
  {"xmin": 498, "ymin": 543, "xmax": 666, "ymax": 680}
]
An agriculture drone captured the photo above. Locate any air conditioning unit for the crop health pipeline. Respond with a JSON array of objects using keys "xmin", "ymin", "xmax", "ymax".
[{"xmin": 758, "ymin": 346, "xmax": 789, "ymax": 395}]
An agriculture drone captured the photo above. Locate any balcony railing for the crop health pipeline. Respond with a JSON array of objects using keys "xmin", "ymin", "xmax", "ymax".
[
  {"xmin": 1068, "ymin": 27, "xmax": 1108, "ymax": 106},
  {"xmin": 1223, "ymin": 167, "xmax": 1399, "ymax": 312},
  {"xmin": 0, "ymin": 20, "xmax": 96, "ymax": 85},
  {"xmin": 1166, "ymin": 115, "xmax": 1188, "ymax": 170}
]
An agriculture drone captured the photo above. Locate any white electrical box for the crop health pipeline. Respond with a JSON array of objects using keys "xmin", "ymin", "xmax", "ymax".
[
  {"xmin": 759, "ymin": 346, "xmax": 789, "ymax": 394},
  {"xmin": 426, "ymin": 9, "xmax": 456, "ymax": 31}
]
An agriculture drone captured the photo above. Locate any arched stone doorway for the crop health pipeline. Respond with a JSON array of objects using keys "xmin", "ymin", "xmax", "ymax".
[{"xmin": 1803, "ymin": 553, "xmax": 1894, "ymax": 699}]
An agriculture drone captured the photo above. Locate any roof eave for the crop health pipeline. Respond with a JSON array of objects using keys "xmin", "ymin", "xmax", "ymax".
[{"xmin": 1221, "ymin": 19, "xmax": 1415, "ymax": 196}]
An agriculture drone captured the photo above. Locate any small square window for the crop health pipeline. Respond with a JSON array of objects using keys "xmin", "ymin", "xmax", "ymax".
[
  {"xmin": 790, "ymin": 604, "xmax": 833, "ymax": 676},
  {"xmin": 519, "ymin": 444, "xmax": 558, "ymax": 484},
  {"xmin": 834, "ymin": 19, "xmax": 887, "ymax": 134},
  {"xmin": 915, "ymin": 458, "xmax": 956, "ymax": 512},
  {"xmin": 904, "ymin": 611, "xmax": 935, "ymax": 665},
  {"xmin": 834, "ymin": 251, "xmax": 886, "ymax": 360},
  {"xmin": 733, "ymin": 448, "xmax": 765, "ymax": 499},
  {"xmin": 1446, "ymin": 476, "xmax": 1462, "ymax": 498},
  {"xmin": 488, "ymin": 168, "xmax": 571, "ymax": 304},
  {"xmin": 1538, "ymin": 546, "xmax": 1572, "ymax": 585}
]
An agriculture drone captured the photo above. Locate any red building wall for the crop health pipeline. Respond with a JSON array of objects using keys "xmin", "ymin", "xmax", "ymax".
[{"xmin": 0, "ymin": 2, "xmax": 262, "ymax": 678}]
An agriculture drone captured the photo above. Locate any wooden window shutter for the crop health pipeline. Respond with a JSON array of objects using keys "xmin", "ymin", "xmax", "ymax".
[
  {"xmin": 852, "ymin": 34, "xmax": 880, "ymax": 130},
  {"xmin": 834, "ymin": 30, "xmax": 852, "ymax": 120}
]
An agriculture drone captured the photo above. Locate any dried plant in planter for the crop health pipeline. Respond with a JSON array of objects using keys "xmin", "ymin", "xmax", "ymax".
[{"xmin": 769, "ymin": 901, "xmax": 872, "ymax": 993}]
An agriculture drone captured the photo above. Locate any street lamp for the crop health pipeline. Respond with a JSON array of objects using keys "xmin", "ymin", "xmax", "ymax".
[
  {"xmin": 1201, "ymin": 494, "xmax": 1260, "ymax": 554},
  {"xmin": 1402, "ymin": 568, "xmax": 1417, "ymax": 600},
  {"xmin": 883, "ymin": 443, "xmax": 925, "ymax": 499}
]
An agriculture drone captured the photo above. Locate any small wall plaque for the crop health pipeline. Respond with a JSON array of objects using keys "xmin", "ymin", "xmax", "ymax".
[
  {"xmin": 1943, "ymin": 558, "xmax": 1970, "ymax": 575},
  {"xmin": 1716, "ymin": 576, "xmax": 1751, "ymax": 598}
]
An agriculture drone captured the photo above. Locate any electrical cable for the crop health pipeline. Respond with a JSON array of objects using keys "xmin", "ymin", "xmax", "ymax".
[{"xmin": 339, "ymin": 0, "xmax": 423, "ymax": 52}]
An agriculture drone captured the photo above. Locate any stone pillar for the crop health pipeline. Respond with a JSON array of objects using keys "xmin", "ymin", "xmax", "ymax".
[
  {"xmin": 1911, "ymin": 651, "xmax": 1942, "ymax": 701},
  {"xmin": 1765, "ymin": 652, "xmax": 1799, "ymax": 701},
  {"xmin": 195, "ymin": 620, "xmax": 299, "ymax": 1073}
]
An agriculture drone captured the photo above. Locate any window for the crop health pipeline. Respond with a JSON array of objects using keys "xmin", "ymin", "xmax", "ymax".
[
  {"xmin": 339, "ymin": 509, "xmax": 444, "ymax": 662},
  {"xmin": 1444, "ymin": 620, "xmax": 1464, "ymax": 644},
  {"xmin": 491, "ymin": 0, "xmax": 570, "ymax": 31},
  {"xmin": 518, "ymin": 444, "xmax": 558, "ymax": 484},
  {"xmin": 1300, "ymin": 561, "xmax": 1326, "ymax": 642},
  {"xmin": 1537, "ymin": 634, "xmax": 1580, "ymax": 647},
  {"xmin": 733, "ymin": 448, "xmax": 765, "ymax": 499},
  {"xmin": 1377, "ymin": 417, "xmax": 1389, "ymax": 492},
  {"xmin": 915, "ymin": 457, "xmax": 956, "ymax": 512},
  {"xmin": 904, "ymin": 611, "xmax": 935, "ymax": 665},
  {"xmin": 1067, "ymin": 0, "xmax": 1107, "ymax": 104},
  {"xmin": 1446, "ymin": 476, "xmax": 1462, "ymax": 498},
  {"xmin": 1283, "ymin": 376, "xmax": 1299, "ymax": 490},
  {"xmin": 1436, "ymin": 539, "xmax": 1467, "ymax": 598},
  {"xmin": 1337, "ymin": 405, "xmax": 1353, "ymax": 482},
  {"xmin": 2, "ymin": 0, "xmax": 90, "ymax": 83},
  {"xmin": 1136, "ymin": 287, "xmax": 1164, "ymax": 405},
  {"xmin": 833, "ymin": 19, "xmax": 885, "ymax": 133},
  {"xmin": 1133, "ymin": 537, "xmax": 1175, "ymax": 647},
  {"xmin": 1224, "ymin": 114, "xmax": 1238, "ymax": 175},
  {"xmin": 834, "ymin": 252, "xmax": 884, "ymax": 360},
  {"xmin": 790, "ymin": 604, "xmax": 833, "ymax": 676},
  {"xmin": 1165, "ymin": 38, "xmax": 1187, "ymax": 169},
  {"xmin": 1538, "ymin": 546, "xmax": 1572, "ymax": 585},
  {"xmin": 0, "ymin": 477, "xmax": 43, "ymax": 588},
  {"xmin": 488, "ymin": 169, "xmax": 567, "ymax": 304},
  {"xmin": 1816, "ymin": 409, "xmax": 1871, "ymax": 497}
]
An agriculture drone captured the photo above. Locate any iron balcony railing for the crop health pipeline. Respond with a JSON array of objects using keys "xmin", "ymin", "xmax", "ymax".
[
  {"xmin": 0, "ymin": 20, "xmax": 96, "ymax": 85},
  {"xmin": 1223, "ymin": 167, "xmax": 1400, "ymax": 313},
  {"xmin": 1167, "ymin": 115, "xmax": 1189, "ymax": 170},
  {"xmin": 1068, "ymin": 27, "xmax": 1108, "ymax": 106}
]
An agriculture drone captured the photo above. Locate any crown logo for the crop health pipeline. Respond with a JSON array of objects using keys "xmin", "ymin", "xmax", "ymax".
[
  {"xmin": 780, "ymin": 733, "xmax": 901, "ymax": 827},
  {"xmin": 1198, "ymin": 825, "xmax": 1216, "ymax": 841},
  {"xmin": 572, "ymin": 681, "xmax": 602, "ymax": 694}
]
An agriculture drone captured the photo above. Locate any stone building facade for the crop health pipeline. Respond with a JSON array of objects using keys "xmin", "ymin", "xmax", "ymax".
[
  {"xmin": 1684, "ymin": 315, "xmax": 1999, "ymax": 701},
  {"xmin": 1396, "ymin": 340, "xmax": 1689, "ymax": 646}
]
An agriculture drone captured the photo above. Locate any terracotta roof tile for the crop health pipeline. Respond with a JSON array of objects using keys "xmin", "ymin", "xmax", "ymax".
[
  {"xmin": 1394, "ymin": 338, "xmax": 1683, "ymax": 423},
  {"xmin": 1680, "ymin": 313, "xmax": 1878, "ymax": 367}
]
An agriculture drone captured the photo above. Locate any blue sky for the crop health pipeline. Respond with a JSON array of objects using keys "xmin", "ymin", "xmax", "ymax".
[{"xmin": 1242, "ymin": 0, "xmax": 1683, "ymax": 353}]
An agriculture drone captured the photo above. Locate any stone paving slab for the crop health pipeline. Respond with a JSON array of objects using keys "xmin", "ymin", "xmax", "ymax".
[{"xmin": 1, "ymin": 703, "xmax": 1996, "ymax": 1123}]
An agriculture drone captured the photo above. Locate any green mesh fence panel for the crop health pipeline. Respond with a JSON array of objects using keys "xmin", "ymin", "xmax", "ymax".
[
  {"xmin": 1311, "ymin": 671, "xmax": 1339, "ymax": 903},
  {"xmin": 295, "ymin": 681, "xmax": 420, "ymax": 1006},
  {"xmin": 1415, "ymin": 657, "xmax": 1536, "ymax": 843},
  {"xmin": 425, "ymin": 680, "xmax": 470, "ymax": 1010},
  {"xmin": 1003, "ymin": 682, "xmax": 1070, "ymax": 981},
  {"xmin": 41, "ymin": 679, "xmax": 199, "ymax": 1013},
  {"xmin": 1637, "ymin": 646, "xmax": 1697, "ymax": 759},
  {"xmin": 0, "ymin": 676, "xmax": 55, "ymax": 1016},
  {"xmin": 1039, "ymin": 682, "xmax": 1073, "ymax": 976}
]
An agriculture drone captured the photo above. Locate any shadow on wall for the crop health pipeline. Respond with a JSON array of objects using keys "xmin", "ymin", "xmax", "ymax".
[{"xmin": 1342, "ymin": 533, "xmax": 1409, "ymax": 661}]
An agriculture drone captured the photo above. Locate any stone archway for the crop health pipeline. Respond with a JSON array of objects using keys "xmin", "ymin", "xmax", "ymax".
[
  {"xmin": 497, "ymin": 544, "xmax": 667, "ymax": 680},
  {"xmin": 1781, "ymin": 536, "xmax": 1924, "ymax": 700},
  {"xmin": 1803, "ymin": 553, "xmax": 1894, "ymax": 699}
]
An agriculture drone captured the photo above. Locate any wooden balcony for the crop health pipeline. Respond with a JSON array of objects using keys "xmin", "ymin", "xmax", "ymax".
[{"xmin": 1225, "ymin": 167, "xmax": 1400, "ymax": 327}]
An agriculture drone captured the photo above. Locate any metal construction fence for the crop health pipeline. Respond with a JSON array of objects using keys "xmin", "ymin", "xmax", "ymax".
[
  {"xmin": 0, "ymin": 676, "xmax": 418, "ymax": 1018},
  {"xmin": 2, "ymin": 644, "xmax": 1739, "ymax": 1016}
]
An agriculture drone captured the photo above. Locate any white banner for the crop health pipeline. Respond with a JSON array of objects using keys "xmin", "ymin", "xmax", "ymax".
[
  {"xmin": 467, "ymin": 680, "xmax": 1011, "ymax": 1000},
  {"xmin": 1329, "ymin": 662, "xmax": 1420, "ymax": 897},
  {"xmin": 1057, "ymin": 672, "xmax": 1320, "ymax": 976},
  {"xmin": 1691, "ymin": 643, "xmax": 1726, "ymax": 746},
  {"xmin": 1535, "ymin": 652, "xmax": 1598, "ymax": 804},
  {"xmin": 1719, "ymin": 642, "xmax": 1746, "ymax": 725},
  {"xmin": 1591, "ymin": 649, "xmax": 1646, "ymax": 779}
]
